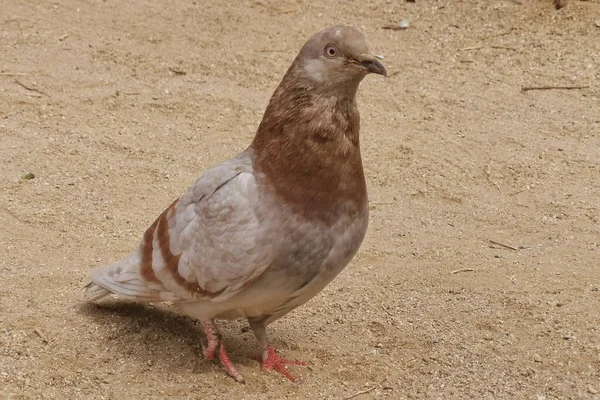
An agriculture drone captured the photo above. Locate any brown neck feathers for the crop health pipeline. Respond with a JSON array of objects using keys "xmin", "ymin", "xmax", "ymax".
[{"xmin": 251, "ymin": 64, "xmax": 367, "ymax": 225}]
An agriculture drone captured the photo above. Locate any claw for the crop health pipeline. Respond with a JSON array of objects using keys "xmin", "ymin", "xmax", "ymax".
[
  {"xmin": 200, "ymin": 320, "xmax": 245, "ymax": 383},
  {"xmin": 257, "ymin": 345, "xmax": 307, "ymax": 383},
  {"xmin": 218, "ymin": 343, "xmax": 245, "ymax": 383}
]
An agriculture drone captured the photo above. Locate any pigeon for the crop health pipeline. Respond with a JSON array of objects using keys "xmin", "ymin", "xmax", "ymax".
[{"xmin": 86, "ymin": 25, "xmax": 386, "ymax": 383}]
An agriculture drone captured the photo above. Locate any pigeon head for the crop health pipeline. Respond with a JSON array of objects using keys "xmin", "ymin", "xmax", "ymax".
[
  {"xmin": 252, "ymin": 26, "xmax": 381, "ymax": 224},
  {"xmin": 295, "ymin": 26, "xmax": 386, "ymax": 93}
]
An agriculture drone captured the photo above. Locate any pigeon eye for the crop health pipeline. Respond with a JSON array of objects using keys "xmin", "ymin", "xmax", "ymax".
[{"xmin": 324, "ymin": 44, "xmax": 338, "ymax": 58}]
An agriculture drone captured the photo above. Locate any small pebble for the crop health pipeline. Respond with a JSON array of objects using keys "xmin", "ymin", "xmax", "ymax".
[
  {"xmin": 399, "ymin": 19, "xmax": 410, "ymax": 29},
  {"xmin": 588, "ymin": 386, "xmax": 599, "ymax": 395},
  {"xmin": 554, "ymin": 0, "xmax": 568, "ymax": 9}
]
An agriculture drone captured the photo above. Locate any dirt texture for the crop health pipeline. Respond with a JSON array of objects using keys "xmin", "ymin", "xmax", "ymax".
[{"xmin": 1, "ymin": 0, "xmax": 599, "ymax": 399}]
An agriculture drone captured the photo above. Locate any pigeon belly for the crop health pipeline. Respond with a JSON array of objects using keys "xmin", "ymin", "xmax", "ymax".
[{"xmin": 214, "ymin": 203, "xmax": 369, "ymax": 323}]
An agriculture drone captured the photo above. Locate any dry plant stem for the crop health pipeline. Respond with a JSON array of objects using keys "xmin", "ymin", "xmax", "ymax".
[
  {"xmin": 521, "ymin": 85, "xmax": 589, "ymax": 92},
  {"xmin": 343, "ymin": 385, "xmax": 377, "ymax": 400},
  {"xmin": 485, "ymin": 163, "xmax": 504, "ymax": 194},
  {"xmin": 382, "ymin": 24, "xmax": 408, "ymax": 31},
  {"xmin": 34, "ymin": 328, "xmax": 48, "ymax": 343},
  {"xmin": 382, "ymin": 306, "xmax": 394, "ymax": 317},
  {"xmin": 14, "ymin": 78, "xmax": 49, "ymax": 96},
  {"xmin": 489, "ymin": 240, "xmax": 518, "ymax": 251},
  {"xmin": 451, "ymin": 268, "xmax": 475, "ymax": 274},
  {"xmin": 481, "ymin": 28, "xmax": 515, "ymax": 40},
  {"xmin": 490, "ymin": 45, "xmax": 518, "ymax": 51}
]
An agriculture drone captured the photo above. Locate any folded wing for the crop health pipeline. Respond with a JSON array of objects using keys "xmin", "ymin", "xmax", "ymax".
[{"xmin": 87, "ymin": 152, "xmax": 276, "ymax": 303}]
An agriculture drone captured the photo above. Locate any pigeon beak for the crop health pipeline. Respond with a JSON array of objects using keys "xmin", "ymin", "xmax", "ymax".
[{"xmin": 356, "ymin": 53, "xmax": 387, "ymax": 77}]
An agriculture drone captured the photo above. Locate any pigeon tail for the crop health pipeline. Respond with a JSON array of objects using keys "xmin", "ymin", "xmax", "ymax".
[{"xmin": 85, "ymin": 251, "xmax": 178, "ymax": 302}]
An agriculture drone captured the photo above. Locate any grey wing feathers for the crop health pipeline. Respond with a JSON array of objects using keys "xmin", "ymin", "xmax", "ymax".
[{"xmin": 87, "ymin": 150, "xmax": 277, "ymax": 304}]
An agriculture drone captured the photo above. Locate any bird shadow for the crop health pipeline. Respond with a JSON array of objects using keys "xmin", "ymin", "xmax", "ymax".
[{"xmin": 78, "ymin": 300, "xmax": 257, "ymax": 374}]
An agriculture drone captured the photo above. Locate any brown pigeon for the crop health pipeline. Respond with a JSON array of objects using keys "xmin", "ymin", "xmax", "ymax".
[{"xmin": 86, "ymin": 25, "xmax": 386, "ymax": 383}]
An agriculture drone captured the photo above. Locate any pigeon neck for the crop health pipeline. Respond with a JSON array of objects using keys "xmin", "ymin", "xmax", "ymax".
[{"xmin": 251, "ymin": 70, "xmax": 367, "ymax": 225}]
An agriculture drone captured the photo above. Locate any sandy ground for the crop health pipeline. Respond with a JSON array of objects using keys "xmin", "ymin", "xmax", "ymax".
[{"xmin": 1, "ymin": 0, "xmax": 599, "ymax": 399}]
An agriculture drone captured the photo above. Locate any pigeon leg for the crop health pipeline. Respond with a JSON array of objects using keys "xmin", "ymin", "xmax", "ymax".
[
  {"xmin": 200, "ymin": 319, "xmax": 245, "ymax": 383},
  {"xmin": 248, "ymin": 318, "xmax": 307, "ymax": 383},
  {"xmin": 200, "ymin": 320, "xmax": 219, "ymax": 360}
]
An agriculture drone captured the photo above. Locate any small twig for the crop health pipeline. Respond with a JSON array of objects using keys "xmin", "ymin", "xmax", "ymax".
[
  {"xmin": 34, "ymin": 328, "xmax": 48, "ymax": 343},
  {"xmin": 58, "ymin": 33, "xmax": 69, "ymax": 41},
  {"xmin": 451, "ymin": 268, "xmax": 475, "ymax": 274},
  {"xmin": 490, "ymin": 45, "xmax": 518, "ymax": 51},
  {"xmin": 114, "ymin": 90, "xmax": 141, "ymax": 97},
  {"xmin": 382, "ymin": 24, "xmax": 409, "ymax": 31},
  {"xmin": 168, "ymin": 66, "xmax": 186, "ymax": 75},
  {"xmin": 382, "ymin": 306, "xmax": 394, "ymax": 317},
  {"xmin": 14, "ymin": 78, "xmax": 49, "ymax": 96},
  {"xmin": 489, "ymin": 240, "xmax": 518, "ymax": 251},
  {"xmin": 509, "ymin": 186, "xmax": 530, "ymax": 196},
  {"xmin": 521, "ymin": 85, "xmax": 589, "ymax": 92},
  {"xmin": 458, "ymin": 46, "xmax": 484, "ymax": 51},
  {"xmin": 491, "ymin": 181, "xmax": 503, "ymax": 194},
  {"xmin": 492, "ymin": 183, "xmax": 503, "ymax": 194},
  {"xmin": 277, "ymin": 8, "xmax": 297, "ymax": 14},
  {"xmin": 0, "ymin": 72, "xmax": 30, "ymax": 76},
  {"xmin": 459, "ymin": 45, "xmax": 517, "ymax": 52},
  {"xmin": 485, "ymin": 163, "xmax": 504, "ymax": 194},
  {"xmin": 343, "ymin": 385, "xmax": 377, "ymax": 400},
  {"xmin": 481, "ymin": 28, "xmax": 515, "ymax": 40}
]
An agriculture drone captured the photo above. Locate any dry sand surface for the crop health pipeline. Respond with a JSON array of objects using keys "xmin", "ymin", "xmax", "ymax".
[{"xmin": 1, "ymin": 0, "xmax": 599, "ymax": 399}]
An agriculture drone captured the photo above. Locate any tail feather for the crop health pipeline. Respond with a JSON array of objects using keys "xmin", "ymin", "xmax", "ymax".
[
  {"xmin": 85, "ymin": 251, "xmax": 179, "ymax": 302},
  {"xmin": 84, "ymin": 282, "xmax": 112, "ymax": 302}
]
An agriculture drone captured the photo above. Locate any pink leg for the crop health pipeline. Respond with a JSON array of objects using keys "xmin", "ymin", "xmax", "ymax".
[
  {"xmin": 248, "ymin": 318, "xmax": 307, "ymax": 382},
  {"xmin": 200, "ymin": 320, "xmax": 219, "ymax": 360},
  {"xmin": 200, "ymin": 319, "xmax": 245, "ymax": 383}
]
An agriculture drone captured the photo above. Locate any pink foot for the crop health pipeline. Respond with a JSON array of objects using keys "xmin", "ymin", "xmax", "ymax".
[
  {"xmin": 256, "ymin": 345, "xmax": 307, "ymax": 383},
  {"xmin": 218, "ymin": 343, "xmax": 245, "ymax": 383},
  {"xmin": 200, "ymin": 320, "xmax": 245, "ymax": 383}
]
